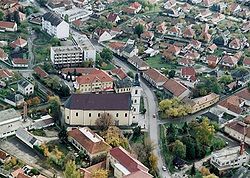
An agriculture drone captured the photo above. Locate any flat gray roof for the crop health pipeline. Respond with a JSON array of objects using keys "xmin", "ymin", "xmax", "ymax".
[{"xmin": 0, "ymin": 108, "xmax": 21, "ymax": 123}]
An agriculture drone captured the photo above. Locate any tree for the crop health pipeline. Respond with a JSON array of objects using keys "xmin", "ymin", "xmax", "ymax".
[
  {"xmin": 134, "ymin": 24, "xmax": 144, "ymax": 38},
  {"xmin": 219, "ymin": 74, "xmax": 233, "ymax": 85},
  {"xmin": 167, "ymin": 123, "xmax": 178, "ymax": 143},
  {"xmin": 48, "ymin": 96, "xmax": 61, "ymax": 122},
  {"xmin": 95, "ymin": 113, "xmax": 114, "ymax": 131},
  {"xmin": 32, "ymin": 97, "xmax": 41, "ymax": 105},
  {"xmin": 168, "ymin": 70, "xmax": 175, "ymax": 78},
  {"xmin": 44, "ymin": 76, "xmax": 60, "ymax": 90},
  {"xmin": 190, "ymin": 163, "xmax": 196, "ymax": 175},
  {"xmin": 127, "ymin": 71, "xmax": 134, "ymax": 78},
  {"xmin": 50, "ymin": 38, "xmax": 60, "ymax": 46},
  {"xmin": 172, "ymin": 140, "xmax": 186, "ymax": 159},
  {"xmin": 102, "ymin": 126, "xmax": 129, "ymax": 149},
  {"xmin": 13, "ymin": 11, "xmax": 20, "ymax": 25},
  {"xmin": 0, "ymin": 10, "xmax": 4, "ymax": 21},
  {"xmin": 149, "ymin": 153, "xmax": 158, "ymax": 171},
  {"xmin": 100, "ymin": 48, "xmax": 113, "ymax": 61},
  {"xmin": 63, "ymin": 160, "xmax": 81, "ymax": 178},
  {"xmin": 200, "ymin": 166, "xmax": 210, "ymax": 176},
  {"xmin": 91, "ymin": 169, "xmax": 108, "ymax": 178},
  {"xmin": 182, "ymin": 137, "xmax": 195, "ymax": 160},
  {"xmin": 195, "ymin": 118, "xmax": 215, "ymax": 146}
]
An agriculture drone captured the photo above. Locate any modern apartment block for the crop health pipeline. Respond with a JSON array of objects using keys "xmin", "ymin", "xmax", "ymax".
[{"xmin": 50, "ymin": 35, "xmax": 96, "ymax": 66}]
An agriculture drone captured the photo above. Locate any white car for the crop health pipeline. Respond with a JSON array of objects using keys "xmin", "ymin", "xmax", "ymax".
[{"xmin": 162, "ymin": 166, "xmax": 167, "ymax": 171}]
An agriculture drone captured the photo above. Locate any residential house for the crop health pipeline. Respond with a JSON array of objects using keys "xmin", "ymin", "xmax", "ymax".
[
  {"xmin": 18, "ymin": 11, "xmax": 26, "ymax": 22},
  {"xmin": 235, "ymin": 88, "xmax": 250, "ymax": 106},
  {"xmin": 184, "ymin": 50, "xmax": 200, "ymax": 60},
  {"xmin": 229, "ymin": 38, "xmax": 241, "ymax": 50},
  {"xmin": 142, "ymin": 68, "xmax": 168, "ymax": 89},
  {"xmin": 42, "ymin": 12, "xmax": 69, "ymax": 39},
  {"xmin": 68, "ymin": 127, "xmax": 111, "ymax": 161},
  {"xmin": 110, "ymin": 68, "xmax": 127, "ymax": 80},
  {"xmin": 225, "ymin": 121, "xmax": 250, "ymax": 145},
  {"xmin": 180, "ymin": 67, "xmax": 196, "ymax": 82},
  {"xmin": 201, "ymin": 0, "xmax": 217, "ymax": 7},
  {"xmin": 243, "ymin": 57, "xmax": 250, "ymax": 68},
  {"xmin": 75, "ymin": 69, "xmax": 114, "ymax": 93},
  {"xmin": 210, "ymin": 13, "xmax": 225, "ymax": 24},
  {"xmin": 110, "ymin": 27, "xmax": 123, "ymax": 38},
  {"xmin": 106, "ymin": 146, "xmax": 153, "ymax": 178},
  {"xmin": 186, "ymin": 93, "xmax": 220, "ymax": 114},
  {"xmin": 165, "ymin": 8, "xmax": 179, "ymax": 17},
  {"xmin": 183, "ymin": 26, "xmax": 195, "ymax": 39},
  {"xmin": 95, "ymin": 29, "xmax": 113, "ymax": 43},
  {"xmin": 16, "ymin": 128, "xmax": 42, "ymax": 149},
  {"xmin": 0, "ymin": 149, "xmax": 10, "ymax": 163},
  {"xmin": 167, "ymin": 44, "xmax": 181, "ymax": 56},
  {"xmin": 12, "ymin": 58, "xmax": 29, "ymax": 68},
  {"xmin": 127, "ymin": 56, "xmax": 149, "ymax": 71},
  {"xmin": 0, "ymin": 69, "xmax": 13, "ymax": 81},
  {"xmin": 241, "ymin": 21, "xmax": 250, "ymax": 33},
  {"xmin": 4, "ymin": 93, "xmax": 24, "ymax": 107},
  {"xmin": 168, "ymin": 26, "xmax": 181, "ymax": 37},
  {"xmin": 122, "ymin": 44, "xmax": 138, "ymax": 58},
  {"xmin": 182, "ymin": 3, "xmax": 192, "ymax": 13},
  {"xmin": 218, "ymin": 95, "xmax": 245, "ymax": 116},
  {"xmin": 17, "ymin": 80, "xmax": 34, "ymax": 96},
  {"xmin": 229, "ymin": 3, "xmax": 241, "ymax": 15},
  {"xmin": 107, "ymin": 13, "xmax": 120, "ymax": 24},
  {"xmin": 191, "ymin": 40, "xmax": 202, "ymax": 50},
  {"xmin": 64, "ymin": 92, "xmax": 139, "ymax": 126},
  {"xmin": 108, "ymin": 41, "xmax": 126, "ymax": 55},
  {"xmin": 31, "ymin": 115, "xmax": 54, "ymax": 130},
  {"xmin": 141, "ymin": 31, "xmax": 154, "ymax": 42},
  {"xmin": 157, "ymin": 22, "xmax": 167, "ymax": 34},
  {"xmin": 0, "ymin": 48, "xmax": 8, "ymax": 61},
  {"xmin": 189, "ymin": 0, "xmax": 202, "ymax": 4},
  {"xmin": 163, "ymin": 0, "xmax": 176, "ymax": 9},
  {"xmin": 80, "ymin": 161, "xmax": 106, "ymax": 178},
  {"xmin": 207, "ymin": 44, "xmax": 217, "ymax": 53},
  {"xmin": 162, "ymin": 79, "xmax": 191, "ymax": 100},
  {"xmin": 114, "ymin": 78, "xmax": 132, "ymax": 93},
  {"xmin": 33, "ymin": 66, "xmax": 49, "ymax": 78},
  {"xmin": 10, "ymin": 37, "xmax": 27, "ymax": 48},
  {"xmin": 204, "ymin": 55, "xmax": 220, "ymax": 68},
  {"xmin": 0, "ymin": 21, "xmax": 17, "ymax": 32},
  {"xmin": 221, "ymin": 54, "xmax": 240, "ymax": 68},
  {"xmin": 179, "ymin": 58, "xmax": 195, "ymax": 66},
  {"xmin": 72, "ymin": 19, "xmax": 84, "ymax": 30},
  {"xmin": 202, "ymin": 31, "xmax": 212, "ymax": 42},
  {"xmin": 129, "ymin": 2, "xmax": 142, "ymax": 13},
  {"xmin": 210, "ymin": 145, "xmax": 249, "ymax": 171}
]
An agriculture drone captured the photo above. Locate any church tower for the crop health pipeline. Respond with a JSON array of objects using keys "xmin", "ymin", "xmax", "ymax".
[{"xmin": 131, "ymin": 73, "xmax": 143, "ymax": 121}]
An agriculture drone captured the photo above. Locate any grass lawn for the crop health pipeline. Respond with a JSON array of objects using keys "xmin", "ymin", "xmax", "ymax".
[
  {"xmin": 145, "ymin": 55, "xmax": 176, "ymax": 70},
  {"xmin": 100, "ymin": 63, "xmax": 115, "ymax": 70},
  {"xmin": 31, "ymin": 129, "xmax": 46, "ymax": 137}
]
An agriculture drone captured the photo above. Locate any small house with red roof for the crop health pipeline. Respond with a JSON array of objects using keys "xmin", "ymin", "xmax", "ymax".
[
  {"xmin": 179, "ymin": 58, "xmax": 195, "ymax": 67},
  {"xmin": 107, "ymin": 146, "xmax": 153, "ymax": 178},
  {"xmin": 142, "ymin": 68, "xmax": 168, "ymax": 89},
  {"xmin": 107, "ymin": 13, "xmax": 120, "ymax": 23},
  {"xmin": 203, "ymin": 55, "xmax": 220, "ymax": 68},
  {"xmin": 183, "ymin": 26, "xmax": 195, "ymax": 39},
  {"xmin": 34, "ymin": 66, "xmax": 49, "ymax": 78},
  {"xmin": 68, "ymin": 127, "xmax": 111, "ymax": 162},
  {"xmin": 129, "ymin": 2, "xmax": 142, "ymax": 13},
  {"xmin": 181, "ymin": 67, "xmax": 196, "ymax": 81},
  {"xmin": 0, "ymin": 21, "xmax": 17, "ymax": 32},
  {"xmin": 229, "ymin": 38, "xmax": 241, "ymax": 50},
  {"xmin": 168, "ymin": 26, "xmax": 181, "ymax": 37},
  {"xmin": 110, "ymin": 68, "xmax": 127, "ymax": 80},
  {"xmin": 207, "ymin": 44, "xmax": 217, "ymax": 53},
  {"xmin": 243, "ymin": 57, "xmax": 250, "ymax": 68},
  {"xmin": 12, "ymin": 58, "xmax": 29, "ymax": 68},
  {"xmin": 0, "ymin": 48, "xmax": 8, "ymax": 61},
  {"xmin": 218, "ymin": 95, "xmax": 245, "ymax": 116},
  {"xmin": 157, "ymin": 22, "xmax": 167, "ymax": 34},
  {"xmin": 221, "ymin": 54, "xmax": 240, "ymax": 68},
  {"xmin": 10, "ymin": 37, "xmax": 27, "ymax": 48},
  {"xmin": 141, "ymin": 31, "xmax": 154, "ymax": 41},
  {"xmin": 0, "ymin": 69, "xmax": 14, "ymax": 81}
]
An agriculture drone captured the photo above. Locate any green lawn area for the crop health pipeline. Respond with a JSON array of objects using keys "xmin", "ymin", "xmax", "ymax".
[
  {"xmin": 100, "ymin": 63, "xmax": 115, "ymax": 70},
  {"xmin": 145, "ymin": 55, "xmax": 176, "ymax": 70}
]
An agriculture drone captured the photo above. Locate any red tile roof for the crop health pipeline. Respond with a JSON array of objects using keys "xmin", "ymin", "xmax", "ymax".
[
  {"xmin": 80, "ymin": 161, "xmax": 106, "ymax": 178},
  {"xmin": 107, "ymin": 13, "xmax": 119, "ymax": 22},
  {"xmin": 243, "ymin": 57, "xmax": 250, "ymax": 66},
  {"xmin": 130, "ymin": 2, "xmax": 141, "ymax": 9},
  {"xmin": 34, "ymin": 66, "xmax": 48, "ymax": 78},
  {"xmin": 109, "ymin": 41, "xmax": 125, "ymax": 50},
  {"xmin": 225, "ymin": 121, "xmax": 250, "ymax": 138},
  {"xmin": 76, "ymin": 69, "xmax": 113, "ymax": 85},
  {"xmin": 181, "ymin": 66, "xmax": 196, "ymax": 76},
  {"xmin": 10, "ymin": 37, "xmax": 27, "ymax": 48},
  {"xmin": 110, "ymin": 146, "xmax": 152, "ymax": 177},
  {"xmin": 17, "ymin": 173, "xmax": 31, "ymax": 178},
  {"xmin": 167, "ymin": 44, "xmax": 180, "ymax": 54},
  {"xmin": 111, "ymin": 68, "xmax": 127, "ymax": 80},
  {"xmin": 219, "ymin": 95, "xmax": 244, "ymax": 114},
  {"xmin": 0, "ymin": 21, "xmax": 16, "ymax": 29},
  {"xmin": 183, "ymin": 27, "xmax": 195, "ymax": 37},
  {"xmin": 0, "ymin": 150, "xmax": 8, "ymax": 161},
  {"xmin": 235, "ymin": 88, "xmax": 250, "ymax": 101},
  {"xmin": 221, "ymin": 55, "xmax": 239, "ymax": 65},
  {"xmin": 0, "ymin": 69, "xmax": 13, "ymax": 79},
  {"xmin": 12, "ymin": 58, "xmax": 28, "ymax": 64},
  {"xmin": 0, "ymin": 48, "xmax": 7, "ymax": 60},
  {"xmin": 143, "ymin": 68, "xmax": 168, "ymax": 84},
  {"xmin": 163, "ymin": 79, "xmax": 189, "ymax": 97},
  {"xmin": 68, "ymin": 128, "xmax": 111, "ymax": 154}
]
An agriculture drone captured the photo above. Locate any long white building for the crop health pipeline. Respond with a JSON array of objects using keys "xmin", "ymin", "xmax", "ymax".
[
  {"xmin": 51, "ymin": 35, "xmax": 96, "ymax": 66},
  {"xmin": 42, "ymin": 12, "xmax": 69, "ymax": 39}
]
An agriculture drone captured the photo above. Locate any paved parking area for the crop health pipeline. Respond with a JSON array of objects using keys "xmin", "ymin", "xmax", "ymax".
[{"xmin": 0, "ymin": 137, "xmax": 39, "ymax": 164}]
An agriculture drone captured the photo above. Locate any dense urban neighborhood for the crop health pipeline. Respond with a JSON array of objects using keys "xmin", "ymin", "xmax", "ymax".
[{"xmin": 0, "ymin": 0, "xmax": 249, "ymax": 178}]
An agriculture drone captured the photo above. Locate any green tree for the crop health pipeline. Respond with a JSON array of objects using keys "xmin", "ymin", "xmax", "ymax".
[
  {"xmin": 91, "ymin": 168, "xmax": 108, "ymax": 178},
  {"xmin": 13, "ymin": 11, "xmax": 20, "ymax": 25},
  {"xmin": 172, "ymin": 140, "xmax": 186, "ymax": 159},
  {"xmin": 190, "ymin": 163, "xmax": 196, "ymax": 175},
  {"xmin": 48, "ymin": 96, "xmax": 61, "ymax": 122},
  {"xmin": 168, "ymin": 70, "xmax": 175, "ymax": 78},
  {"xmin": 63, "ymin": 160, "xmax": 81, "ymax": 178},
  {"xmin": 182, "ymin": 137, "xmax": 196, "ymax": 160},
  {"xmin": 95, "ymin": 113, "xmax": 114, "ymax": 131},
  {"xmin": 167, "ymin": 123, "xmax": 177, "ymax": 143},
  {"xmin": 100, "ymin": 48, "xmax": 113, "ymax": 61},
  {"xmin": 149, "ymin": 153, "xmax": 158, "ymax": 171},
  {"xmin": 195, "ymin": 118, "xmax": 215, "ymax": 146},
  {"xmin": 0, "ymin": 10, "xmax": 4, "ymax": 21},
  {"xmin": 134, "ymin": 24, "xmax": 144, "ymax": 38},
  {"xmin": 219, "ymin": 74, "xmax": 233, "ymax": 85}
]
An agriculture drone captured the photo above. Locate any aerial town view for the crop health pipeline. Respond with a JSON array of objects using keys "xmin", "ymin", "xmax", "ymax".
[{"xmin": 0, "ymin": 0, "xmax": 249, "ymax": 177}]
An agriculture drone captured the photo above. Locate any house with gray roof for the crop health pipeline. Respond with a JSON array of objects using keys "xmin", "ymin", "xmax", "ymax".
[
  {"xmin": 17, "ymin": 80, "xmax": 34, "ymax": 96},
  {"xmin": 122, "ymin": 44, "xmax": 138, "ymax": 58},
  {"xmin": 16, "ymin": 128, "xmax": 42, "ymax": 149},
  {"xmin": 42, "ymin": 12, "xmax": 69, "ymax": 39},
  {"xmin": 4, "ymin": 93, "xmax": 24, "ymax": 107}
]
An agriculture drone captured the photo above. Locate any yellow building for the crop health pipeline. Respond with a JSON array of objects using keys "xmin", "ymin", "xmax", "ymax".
[
  {"xmin": 187, "ymin": 93, "xmax": 220, "ymax": 114},
  {"xmin": 64, "ymin": 93, "xmax": 134, "ymax": 126}
]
